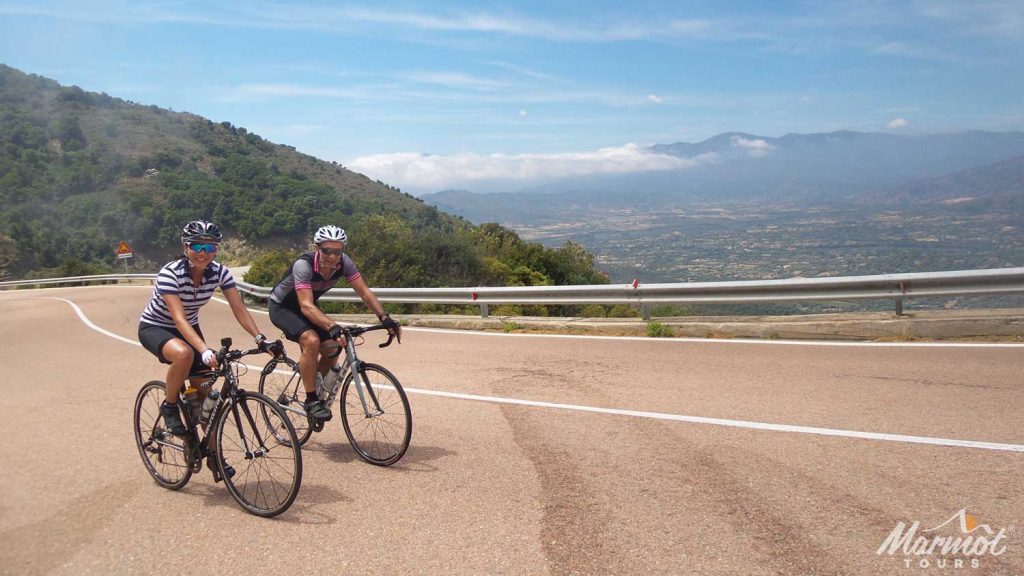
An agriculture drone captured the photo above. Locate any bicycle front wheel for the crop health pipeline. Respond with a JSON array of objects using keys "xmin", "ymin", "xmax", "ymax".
[
  {"xmin": 340, "ymin": 363, "xmax": 412, "ymax": 466},
  {"xmin": 214, "ymin": 392, "xmax": 303, "ymax": 517},
  {"xmin": 258, "ymin": 356, "xmax": 313, "ymax": 446},
  {"xmin": 133, "ymin": 380, "xmax": 193, "ymax": 489}
]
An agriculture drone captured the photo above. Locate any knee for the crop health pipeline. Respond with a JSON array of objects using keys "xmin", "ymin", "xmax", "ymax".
[
  {"xmin": 163, "ymin": 341, "xmax": 194, "ymax": 364},
  {"xmin": 298, "ymin": 332, "xmax": 320, "ymax": 355}
]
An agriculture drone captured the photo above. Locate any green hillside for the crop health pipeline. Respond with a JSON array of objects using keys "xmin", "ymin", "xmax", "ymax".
[{"xmin": 0, "ymin": 64, "xmax": 606, "ymax": 292}]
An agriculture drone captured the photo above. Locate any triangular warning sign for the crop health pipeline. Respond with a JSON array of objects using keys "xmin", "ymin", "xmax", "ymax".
[{"xmin": 116, "ymin": 241, "xmax": 133, "ymax": 255}]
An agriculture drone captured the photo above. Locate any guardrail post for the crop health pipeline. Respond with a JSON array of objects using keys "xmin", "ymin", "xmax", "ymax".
[
  {"xmin": 641, "ymin": 304, "xmax": 650, "ymax": 321},
  {"xmin": 480, "ymin": 303, "xmax": 489, "ymax": 318},
  {"xmin": 895, "ymin": 281, "xmax": 907, "ymax": 316}
]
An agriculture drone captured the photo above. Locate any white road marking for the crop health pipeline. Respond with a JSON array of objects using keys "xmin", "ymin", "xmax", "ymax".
[
  {"xmin": 29, "ymin": 294, "xmax": 1024, "ymax": 453},
  {"xmin": 400, "ymin": 387, "xmax": 1024, "ymax": 453},
  {"xmin": 40, "ymin": 297, "xmax": 141, "ymax": 346}
]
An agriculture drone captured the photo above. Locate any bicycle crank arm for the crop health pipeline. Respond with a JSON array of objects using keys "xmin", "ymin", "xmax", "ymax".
[
  {"xmin": 278, "ymin": 403, "xmax": 307, "ymax": 417},
  {"xmin": 151, "ymin": 436, "xmax": 187, "ymax": 452}
]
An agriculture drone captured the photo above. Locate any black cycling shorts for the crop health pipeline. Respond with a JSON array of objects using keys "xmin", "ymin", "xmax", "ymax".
[
  {"xmin": 269, "ymin": 300, "xmax": 331, "ymax": 343},
  {"xmin": 138, "ymin": 322, "xmax": 207, "ymax": 376}
]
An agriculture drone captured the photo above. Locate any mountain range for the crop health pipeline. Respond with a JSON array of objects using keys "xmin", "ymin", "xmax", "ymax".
[{"xmin": 422, "ymin": 130, "xmax": 1024, "ymax": 225}]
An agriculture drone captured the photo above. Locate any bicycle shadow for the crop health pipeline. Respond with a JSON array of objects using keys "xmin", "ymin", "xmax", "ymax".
[
  {"xmin": 305, "ymin": 441, "xmax": 457, "ymax": 472},
  {"xmin": 191, "ymin": 479, "xmax": 349, "ymax": 524}
]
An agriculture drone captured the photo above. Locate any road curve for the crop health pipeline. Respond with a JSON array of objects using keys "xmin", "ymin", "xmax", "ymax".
[{"xmin": 0, "ymin": 286, "xmax": 1021, "ymax": 575}]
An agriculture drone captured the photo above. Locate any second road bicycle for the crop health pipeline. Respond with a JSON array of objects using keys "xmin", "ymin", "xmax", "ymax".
[{"xmin": 259, "ymin": 322, "xmax": 412, "ymax": 466}]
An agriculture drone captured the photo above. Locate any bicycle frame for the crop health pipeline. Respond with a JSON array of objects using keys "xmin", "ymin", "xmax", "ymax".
[
  {"xmin": 147, "ymin": 346, "xmax": 275, "ymax": 467},
  {"xmin": 322, "ymin": 335, "xmax": 385, "ymax": 418},
  {"xmin": 271, "ymin": 326, "xmax": 390, "ymax": 421}
]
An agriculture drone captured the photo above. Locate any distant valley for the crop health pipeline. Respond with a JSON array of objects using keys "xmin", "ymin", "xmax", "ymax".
[{"xmin": 422, "ymin": 131, "xmax": 1024, "ymax": 290}]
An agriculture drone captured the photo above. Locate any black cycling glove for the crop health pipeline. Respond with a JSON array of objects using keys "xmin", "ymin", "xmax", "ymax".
[
  {"xmin": 380, "ymin": 314, "xmax": 402, "ymax": 344},
  {"xmin": 328, "ymin": 324, "xmax": 344, "ymax": 340},
  {"xmin": 256, "ymin": 334, "xmax": 284, "ymax": 356}
]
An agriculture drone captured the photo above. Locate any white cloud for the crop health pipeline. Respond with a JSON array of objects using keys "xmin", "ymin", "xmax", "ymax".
[
  {"xmin": 518, "ymin": 109, "xmax": 528, "ymax": 117},
  {"xmin": 887, "ymin": 117, "xmax": 909, "ymax": 129},
  {"xmin": 347, "ymin": 144, "xmax": 706, "ymax": 191},
  {"xmin": 647, "ymin": 94, "xmax": 664, "ymax": 103},
  {"xmin": 730, "ymin": 136, "xmax": 773, "ymax": 157},
  {"xmin": 404, "ymin": 71, "xmax": 507, "ymax": 91}
]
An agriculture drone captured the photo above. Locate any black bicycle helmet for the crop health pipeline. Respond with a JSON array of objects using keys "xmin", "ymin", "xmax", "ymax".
[{"xmin": 181, "ymin": 220, "xmax": 223, "ymax": 243}]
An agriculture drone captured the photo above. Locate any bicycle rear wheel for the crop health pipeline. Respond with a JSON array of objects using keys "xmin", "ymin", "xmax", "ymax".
[
  {"xmin": 214, "ymin": 391, "xmax": 302, "ymax": 517},
  {"xmin": 133, "ymin": 380, "xmax": 193, "ymax": 489},
  {"xmin": 340, "ymin": 363, "xmax": 412, "ymax": 466},
  {"xmin": 258, "ymin": 357, "xmax": 313, "ymax": 446}
]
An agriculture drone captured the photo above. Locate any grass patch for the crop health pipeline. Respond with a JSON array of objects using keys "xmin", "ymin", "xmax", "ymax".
[{"xmin": 646, "ymin": 322, "xmax": 675, "ymax": 338}]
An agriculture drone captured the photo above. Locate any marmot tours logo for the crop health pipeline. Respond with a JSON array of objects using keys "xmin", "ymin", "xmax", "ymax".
[{"xmin": 877, "ymin": 509, "xmax": 1011, "ymax": 570}]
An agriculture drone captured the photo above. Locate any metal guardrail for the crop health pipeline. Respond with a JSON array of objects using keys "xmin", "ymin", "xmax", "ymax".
[{"xmin": 3, "ymin": 267, "xmax": 1023, "ymax": 319}]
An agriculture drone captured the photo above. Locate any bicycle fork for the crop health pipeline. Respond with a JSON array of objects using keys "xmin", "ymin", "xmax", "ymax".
[{"xmin": 226, "ymin": 391, "xmax": 272, "ymax": 460}]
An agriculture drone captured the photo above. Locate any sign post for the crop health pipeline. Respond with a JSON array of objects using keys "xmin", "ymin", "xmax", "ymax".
[{"xmin": 116, "ymin": 241, "xmax": 133, "ymax": 274}]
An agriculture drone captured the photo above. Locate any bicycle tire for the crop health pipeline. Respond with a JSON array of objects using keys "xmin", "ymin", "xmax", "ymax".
[
  {"xmin": 258, "ymin": 357, "xmax": 313, "ymax": 446},
  {"xmin": 133, "ymin": 380, "xmax": 193, "ymax": 490},
  {"xmin": 340, "ymin": 363, "xmax": 412, "ymax": 466},
  {"xmin": 214, "ymin": 391, "xmax": 303, "ymax": 517}
]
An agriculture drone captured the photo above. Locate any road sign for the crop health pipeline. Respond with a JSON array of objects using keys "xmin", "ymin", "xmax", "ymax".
[{"xmin": 116, "ymin": 241, "xmax": 133, "ymax": 259}]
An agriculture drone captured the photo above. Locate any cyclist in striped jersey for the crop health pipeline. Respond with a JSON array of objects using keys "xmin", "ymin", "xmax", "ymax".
[{"xmin": 139, "ymin": 220, "xmax": 282, "ymax": 437}]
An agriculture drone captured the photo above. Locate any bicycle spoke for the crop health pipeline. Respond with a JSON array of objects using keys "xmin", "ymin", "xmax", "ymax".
[
  {"xmin": 341, "ymin": 365, "xmax": 411, "ymax": 466},
  {"xmin": 217, "ymin": 393, "xmax": 301, "ymax": 517},
  {"xmin": 134, "ymin": 381, "xmax": 193, "ymax": 489},
  {"xmin": 259, "ymin": 358, "xmax": 312, "ymax": 446}
]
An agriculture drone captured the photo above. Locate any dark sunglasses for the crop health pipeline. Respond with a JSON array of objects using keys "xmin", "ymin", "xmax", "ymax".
[
  {"xmin": 319, "ymin": 247, "xmax": 343, "ymax": 256},
  {"xmin": 188, "ymin": 242, "xmax": 219, "ymax": 254}
]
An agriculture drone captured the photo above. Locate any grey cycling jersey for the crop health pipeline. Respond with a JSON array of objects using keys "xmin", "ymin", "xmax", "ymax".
[{"xmin": 269, "ymin": 251, "xmax": 361, "ymax": 308}]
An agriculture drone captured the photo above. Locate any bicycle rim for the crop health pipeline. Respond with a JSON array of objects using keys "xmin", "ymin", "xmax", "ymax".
[
  {"xmin": 134, "ymin": 381, "xmax": 193, "ymax": 489},
  {"xmin": 258, "ymin": 357, "xmax": 312, "ymax": 446},
  {"xmin": 340, "ymin": 364, "xmax": 412, "ymax": 466},
  {"xmin": 215, "ymin": 392, "xmax": 302, "ymax": 517}
]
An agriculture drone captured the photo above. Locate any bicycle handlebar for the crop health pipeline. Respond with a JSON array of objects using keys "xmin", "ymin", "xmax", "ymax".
[
  {"xmin": 216, "ymin": 337, "xmax": 268, "ymax": 365},
  {"xmin": 333, "ymin": 323, "xmax": 399, "ymax": 348}
]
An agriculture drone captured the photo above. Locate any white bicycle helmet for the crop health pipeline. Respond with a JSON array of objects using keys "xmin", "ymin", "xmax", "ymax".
[
  {"xmin": 313, "ymin": 225, "xmax": 347, "ymax": 245},
  {"xmin": 181, "ymin": 220, "xmax": 223, "ymax": 242}
]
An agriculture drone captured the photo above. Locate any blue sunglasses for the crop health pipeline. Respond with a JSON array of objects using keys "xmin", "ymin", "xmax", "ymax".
[{"xmin": 188, "ymin": 242, "xmax": 219, "ymax": 254}]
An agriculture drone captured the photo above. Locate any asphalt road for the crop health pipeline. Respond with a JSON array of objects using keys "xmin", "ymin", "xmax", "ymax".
[{"xmin": 0, "ymin": 286, "xmax": 1022, "ymax": 575}]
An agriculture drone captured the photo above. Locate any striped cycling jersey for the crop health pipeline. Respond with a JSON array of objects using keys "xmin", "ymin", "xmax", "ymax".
[
  {"xmin": 139, "ymin": 258, "xmax": 236, "ymax": 327},
  {"xmin": 269, "ymin": 251, "xmax": 361, "ymax": 309}
]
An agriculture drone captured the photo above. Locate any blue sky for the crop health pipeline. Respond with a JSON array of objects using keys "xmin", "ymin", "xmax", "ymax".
[{"xmin": 2, "ymin": 1, "xmax": 1023, "ymax": 192}]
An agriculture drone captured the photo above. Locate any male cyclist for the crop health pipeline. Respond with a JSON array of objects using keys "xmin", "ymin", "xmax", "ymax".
[
  {"xmin": 139, "ymin": 220, "xmax": 282, "ymax": 441},
  {"xmin": 268, "ymin": 225, "xmax": 401, "ymax": 422}
]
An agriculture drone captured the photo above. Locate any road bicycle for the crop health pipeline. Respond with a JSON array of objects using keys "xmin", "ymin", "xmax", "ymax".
[
  {"xmin": 133, "ymin": 337, "xmax": 303, "ymax": 518},
  {"xmin": 259, "ymin": 323, "xmax": 411, "ymax": 466}
]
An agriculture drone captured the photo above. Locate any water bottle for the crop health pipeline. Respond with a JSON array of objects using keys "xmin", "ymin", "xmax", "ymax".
[
  {"xmin": 320, "ymin": 364, "xmax": 344, "ymax": 398},
  {"xmin": 200, "ymin": 389, "xmax": 220, "ymax": 425},
  {"xmin": 182, "ymin": 386, "xmax": 203, "ymax": 426}
]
